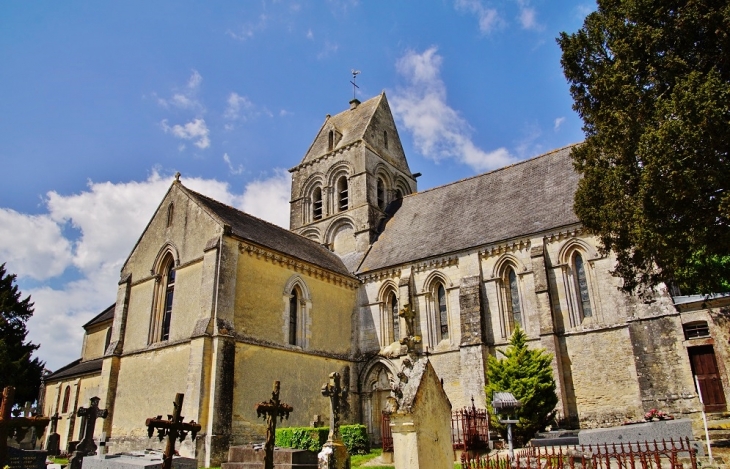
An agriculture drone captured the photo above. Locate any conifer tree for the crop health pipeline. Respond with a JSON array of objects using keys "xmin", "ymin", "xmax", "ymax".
[
  {"xmin": 0, "ymin": 263, "xmax": 45, "ymax": 405},
  {"xmin": 485, "ymin": 327, "xmax": 558, "ymax": 445}
]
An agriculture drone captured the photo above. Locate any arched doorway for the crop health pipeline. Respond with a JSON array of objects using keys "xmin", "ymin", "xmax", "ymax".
[{"xmin": 362, "ymin": 363, "xmax": 393, "ymax": 445}]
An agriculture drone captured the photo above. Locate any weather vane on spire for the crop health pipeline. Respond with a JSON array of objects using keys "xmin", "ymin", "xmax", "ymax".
[{"xmin": 350, "ymin": 69, "xmax": 361, "ymax": 101}]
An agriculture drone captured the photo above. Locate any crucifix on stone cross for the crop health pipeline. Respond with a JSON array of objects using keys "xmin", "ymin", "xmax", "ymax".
[
  {"xmin": 145, "ymin": 393, "xmax": 201, "ymax": 469},
  {"xmin": 254, "ymin": 381, "xmax": 293, "ymax": 469},
  {"xmin": 398, "ymin": 304, "xmax": 421, "ymax": 354},
  {"xmin": 321, "ymin": 372, "xmax": 349, "ymax": 443},
  {"xmin": 69, "ymin": 396, "xmax": 109, "ymax": 469},
  {"xmin": 0, "ymin": 387, "xmax": 50, "ymax": 467}
]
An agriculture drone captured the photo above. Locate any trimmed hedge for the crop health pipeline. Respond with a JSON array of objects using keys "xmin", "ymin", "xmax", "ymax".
[{"xmin": 275, "ymin": 425, "xmax": 370, "ymax": 455}]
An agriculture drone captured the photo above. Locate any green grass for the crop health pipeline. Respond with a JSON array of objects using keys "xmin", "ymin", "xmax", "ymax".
[
  {"xmin": 50, "ymin": 457, "xmax": 69, "ymax": 465},
  {"xmin": 350, "ymin": 449, "xmax": 394, "ymax": 469}
]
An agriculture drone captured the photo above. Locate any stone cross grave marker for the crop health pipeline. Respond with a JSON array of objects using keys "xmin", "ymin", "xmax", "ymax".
[
  {"xmin": 45, "ymin": 412, "xmax": 62, "ymax": 456},
  {"xmin": 319, "ymin": 372, "xmax": 350, "ymax": 469},
  {"xmin": 254, "ymin": 381, "xmax": 293, "ymax": 469},
  {"xmin": 320, "ymin": 373, "xmax": 348, "ymax": 443},
  {"xmin": 145, "ymin": 393, "xmax": 201, "ymax": 469},
  {"xmin": 0, "ymin": 387, "xmax": 50, "ymax": 468},
  {"xmin": 69, "ymin": 397, "xmax": 108, "ymax": 469}
]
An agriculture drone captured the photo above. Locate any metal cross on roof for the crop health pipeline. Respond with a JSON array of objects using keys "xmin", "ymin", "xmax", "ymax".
[{"xmin": 350, "ymin": 70, "xmax": 360, "ymax": 100}]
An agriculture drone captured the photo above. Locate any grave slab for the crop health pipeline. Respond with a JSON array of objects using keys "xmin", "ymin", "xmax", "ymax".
[
  {"xmin": 578, "ymin": 419, "xmax": 704, "ymax": 456},
  {"xmin": 6, "ymin": 447, "xmax": 48, "ymax": 469},
  {"xmin": 81, "ymin": 451, "xmax": 197, "ymax": 469},
  {"xmin": 222, "ymin": 445, "xmax": 317, "ymax": 469}
]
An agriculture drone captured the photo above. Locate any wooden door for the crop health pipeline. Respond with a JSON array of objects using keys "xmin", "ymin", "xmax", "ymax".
[{"xmin": 689, "ymin": 345, "xmax": 727, "ymax": 412}]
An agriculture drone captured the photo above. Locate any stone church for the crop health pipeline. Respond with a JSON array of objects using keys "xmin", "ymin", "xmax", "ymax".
[{"xmin": 41, "ymin": 93, "xmax": 730, "ymax": 466}]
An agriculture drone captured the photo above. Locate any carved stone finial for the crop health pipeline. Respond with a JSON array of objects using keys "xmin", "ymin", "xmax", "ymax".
[{"xmin": 174, "ymin": 172, "xmax": 181, "ymax": 183}]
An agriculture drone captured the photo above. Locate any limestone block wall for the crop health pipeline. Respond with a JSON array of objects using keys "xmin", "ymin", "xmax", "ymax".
[
  {"xmin": 42, "ymin": 374, "xmax": 103, "ymax": 452},
  {"xmin": 82, "ymin": 323, "xmax": 112, "ymax": 361},
  {"xmin": 109, "ymin": 343, "xmax": 192, "ymax": 456},
  {"xmin": 230, "ymin": 343, "xmax": 353, "ymax": 445},
  {"xmin": 562, "ymin": 327, "xmax": 643, "ymax": 427},
  {"xmin": 233, "ymin": 248, "xmax": 355, "ymax": 355}
]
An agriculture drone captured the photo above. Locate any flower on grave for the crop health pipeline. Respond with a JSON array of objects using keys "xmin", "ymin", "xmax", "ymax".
[{"xmin": 644, "ymin": 409, "xmax": 670, "ymax": 421}]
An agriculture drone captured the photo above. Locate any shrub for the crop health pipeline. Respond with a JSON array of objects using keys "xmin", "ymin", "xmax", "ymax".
[{"xmin": 276, "ymin": 425, "xmax": 370, "ymax": 454}]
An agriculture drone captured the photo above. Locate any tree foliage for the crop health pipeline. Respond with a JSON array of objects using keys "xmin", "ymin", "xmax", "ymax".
[
  {"xmin": 557, "ymin": 1, "xmax": 730, "ymax": 295},
  {"xmin": 0, "ymin": 263, "xmax": 44, "ymax": 405},
  {"xmin": 485, "ymin": 327, "xmax": 558, "ymax": 446}
]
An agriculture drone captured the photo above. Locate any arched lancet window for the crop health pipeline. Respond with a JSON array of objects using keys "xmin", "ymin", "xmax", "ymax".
[
  {"xmin": 376, "ymin": 178, "xmax": 385, "ymax": 210},
  {"xmin": 313, "ymin": 187, "xmax": 323, "ymax": 220},
  {"xmin": 104, "ymin": 327, "xmax": 112, "ymax": 353},
  {"xmin": 151, "ymin": 253, "xmax": 175, "ymax": 343},
  {"xmin": 573, "ymin": 253, "xmax": 592, "ymax": 318},
  {"xmin": 383, "ymin": 130, "xmax": 388, "ymax": 149},
  {"xmin": 289, "ymin": 286, "xmax": 300, "ymax": 345},
  {"xmin": 507, "ymin": 267, "xmax": 522, "ymax": 329},
  {"xmin": 337, "ymin": 176, "xmax": 348, "ymax": 212},
  {"xmin": 328, "ymin": 130, "xmax": 334, "ymax": 151},
  {"xmin": 388, "ymin": 290, "xmax": 399, "ymax": 343},
  {"xmin": 166, "ymin": 203, "xmax": 174, "ymax": 227},
  {"xmin": 395, "ymin": 189, "xmax": 403, "ymax": 199},
  {"xmin": 437, "ymin": 283, "xmax": 449, "ymax": 340},
  {"xmin": 61, "ymin": 386, "xmax": 71, "ymax": 413}
]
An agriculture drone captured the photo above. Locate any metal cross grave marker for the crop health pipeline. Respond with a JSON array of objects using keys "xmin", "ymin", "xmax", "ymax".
[
  {"xmin": 255, "ymin": 381, "xmax": 293, "ymax": 469},
  {"xmin": 145, "ymin": 393, "xmax": 201, "ymax": 469}
]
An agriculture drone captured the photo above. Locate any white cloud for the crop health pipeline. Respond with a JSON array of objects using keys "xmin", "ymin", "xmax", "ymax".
[
  {"xmin": 454, "ymin": 0, "xmax": 502, "ymax": 33},
  {"xmin": 156, "ymin": 70, "xmax": 204, "ymax": 111},
  {"xmin": 223, "ymin": 153, "xmax": 244, "ymax": 175},
  {"xmin": 227, "ymin": 14, "xmax": 268, "ymax": 41},
  {"xmin": 554, "ymin": 117, "xmax": 566, "ymax": 131},
  {"xmin": 306, "ymin": 29, "xmax": 314, "ymax": 40},
  {"xmin": 161, "ymin": 118, "xmax": 211, "ymax": 149},
  {"xmin": 240, "ymin": 170, "xmax": 292, "ymax": 229},
  {"xmin": 224, "ymin": 93, "xmax": 255, "ymax": 120},
  {"xmin": 4, "ymin": 170, "xmax": 292, "ymax": 371},
  {"xmin": 517, "ymin": 0, "xmax": 542, "ymax": 30},
  {"xmin": 391, "ymin": 47, "xmax": 516, "ymax": 172},
  {"xmin": 0, "ymin": 209, "xmax": 73, "ymax": 280}
]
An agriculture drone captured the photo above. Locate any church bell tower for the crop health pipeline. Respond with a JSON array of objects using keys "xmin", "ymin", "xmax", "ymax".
[{"xmin": 289, "ymin": 92, "xmax": 417, "ymax": 271}]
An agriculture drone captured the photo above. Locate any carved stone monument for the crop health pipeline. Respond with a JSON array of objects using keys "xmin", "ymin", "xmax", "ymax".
[
  {"xmin": 385, "ymin": 331, "xmax": 453, "ymax": 469},
  {"xmin": 69, "ymin": 396, "xmax": 108, "ymax": 469},
  {"xmin": 144, "ymin": 393, "xmax": 201, "ymax": 469},
  {"xmin": 318, "ymin": 372, "xmax": 349, "ymax": 469}
]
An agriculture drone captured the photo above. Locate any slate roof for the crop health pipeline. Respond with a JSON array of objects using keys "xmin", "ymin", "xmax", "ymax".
[
  {"xmin": 45, "ymin": 358, "xmax": 103, "ymax": 382},
  {"xmin": 183, "ymin": 187, "xmax": 353, "ymax": 278},
  {"xmin": 83, "ymin": 303, "xmax": 115, "ymax": 329},
  {"xmin": 298, "ymin": 93, "xmax": 410, "ymax": 174},
  {"xmin": 358, "ymin": 145, "xmax": 581, "ymax": 273}
]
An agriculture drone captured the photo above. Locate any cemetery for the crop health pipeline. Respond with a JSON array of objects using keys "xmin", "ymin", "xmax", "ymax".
[{"xmin": 2, "ymin": 314, "xmax": 725, "ymax": 469}]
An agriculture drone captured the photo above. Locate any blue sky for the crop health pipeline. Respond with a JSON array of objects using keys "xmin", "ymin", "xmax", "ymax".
[{"xmin": 0, "ymin": 0, "xmax": 593, "ymax": 371}]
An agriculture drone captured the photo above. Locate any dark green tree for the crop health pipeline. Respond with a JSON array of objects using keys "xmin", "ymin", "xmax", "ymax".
[
  {"xmin": 0, "ymin": 263, "xmax": 44, "ymax": 405},
  {"xmin": 557, "ymin": 1, "xmax": 730, "ymax": 295},
  {"xmin": 485, "ymin": 327, "xmax": 558, "ymax": 446}
]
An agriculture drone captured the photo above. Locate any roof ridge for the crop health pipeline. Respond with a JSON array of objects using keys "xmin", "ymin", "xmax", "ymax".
[
  {"xmin": 183, "ymin": 186, "xmax": 345, "ymax": 255},
  {"xmin": 409, "ymin": 143, "xmax": 581, "ymax": 198}
]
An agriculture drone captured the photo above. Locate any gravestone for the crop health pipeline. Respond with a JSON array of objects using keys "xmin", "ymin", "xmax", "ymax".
[
  {"xmin": 318, "ymin": 372, "xmax": 349, "ymax": 469},
  {"xmin": 6, "ymin": 446, "xmax": 48, "ymax": 469},
  {"xmin": 45, "ymin": 413, "xmax": 62, "ymax": 456},
  {"xmin": 222, "ymin": 446, "xmax": 317, "ymax": 469},
  {"xmin": 81, "ymin": 450, "xmax": 197, "ymax": 469},
  {"xmin": 69, "ymin": 397, "xmax": 109, "ymax": 469},
  {"xmin": 578, "ymin": 418, "xmax": 703, "ymax": 456},
  {"xmin": 0, "ymin": 387, "xmax": 49, "ymax": 468},
  {"xmin": 386, "ymin": 357, "xmax": 453, "ymax": 469},
  {"xmin": 144, "ymin": 393, "xmax": 201, "ymax": 469}
]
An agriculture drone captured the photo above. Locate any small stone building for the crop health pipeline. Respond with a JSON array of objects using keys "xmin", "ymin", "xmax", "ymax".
[{"xmin": 42, "ymin": 93, "xmax": 730, "ymax": 465}]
